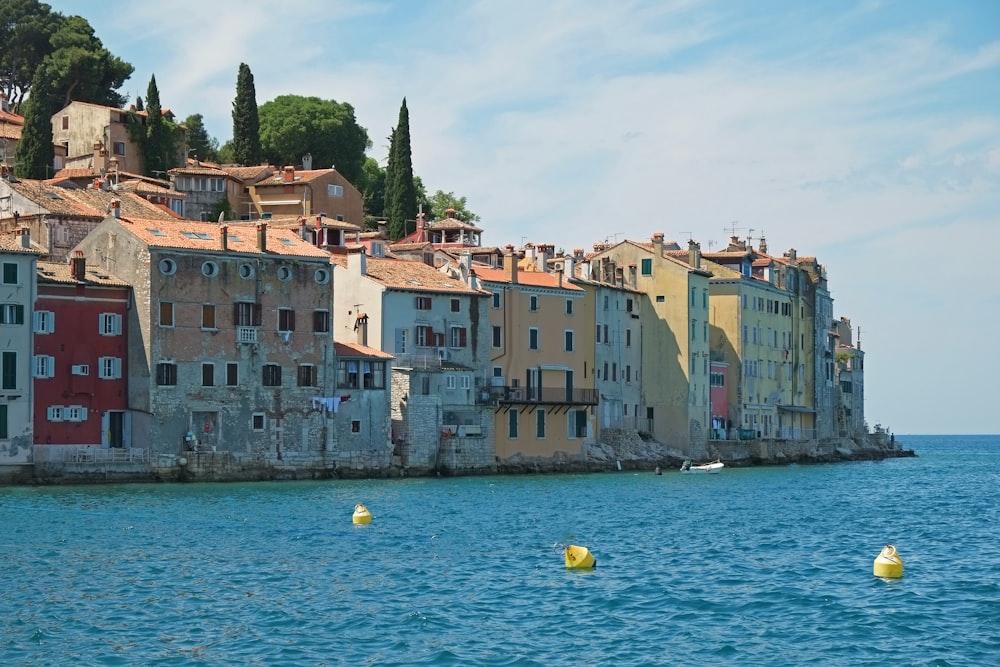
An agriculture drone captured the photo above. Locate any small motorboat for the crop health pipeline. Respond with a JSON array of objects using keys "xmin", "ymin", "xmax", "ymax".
[
  {"xmin": 352, "ymin": 503, "xmax": 372, "ymax": 524},
  {"xmin": 680, "ymin": 459, "xmax": 724, "ymax": 474}
]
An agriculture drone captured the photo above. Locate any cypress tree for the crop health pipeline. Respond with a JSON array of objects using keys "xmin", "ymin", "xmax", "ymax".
[
  {"xmin": 231, "ymin": 63, "xmax": 262, "ymax": 166},
  {"xmin": 386, "ymin": 99, "xmax": 416, "ymax": 240},
  {"xmin": 14, "ymin": 64, "xmax": 56, "ymax": 180},
  {"xmin": 143, "ymin": 74, "xmax": 168, "ymax": 176}
]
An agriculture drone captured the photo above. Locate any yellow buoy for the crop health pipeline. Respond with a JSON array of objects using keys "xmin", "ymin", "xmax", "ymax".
[
  {"xmin": 352, "ymin": 503, "xmax": 371, "ymax": 525},
  {"xmin": 873, "ymin": 544, "xmax": 903, "ymax": 578},
  {"xmin": 564, "ymin": 544, "xmax": 596, "ymax": 569}
]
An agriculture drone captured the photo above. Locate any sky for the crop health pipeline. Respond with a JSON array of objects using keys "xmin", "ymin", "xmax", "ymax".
[{"xmin": 45, "ymin": 0, "xmax": 1000, "ymax": 435}]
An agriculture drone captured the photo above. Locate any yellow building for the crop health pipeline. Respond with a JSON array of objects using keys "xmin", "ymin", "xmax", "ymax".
[
  {"xmin": 591, "ymin": 235, "xmax": 712, "ymax": 455},
  {"xmin": 475, "ymin": 248, "xmax": 595, "ymax": 462}
]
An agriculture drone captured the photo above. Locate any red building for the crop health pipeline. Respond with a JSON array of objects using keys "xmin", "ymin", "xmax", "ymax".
[{"xmin": 33, "ymin": 253, "xmax": 131, "ymax": 447}]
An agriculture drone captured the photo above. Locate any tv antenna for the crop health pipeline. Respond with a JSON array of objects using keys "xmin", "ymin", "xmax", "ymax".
[{"xmin": 724, "ymin": 220, "xmax": 743, "ymax": 237}]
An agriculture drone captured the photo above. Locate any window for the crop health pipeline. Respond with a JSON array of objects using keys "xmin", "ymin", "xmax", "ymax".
[
  {"xmin": 395, "ymin": 328, "xmax": 408, "ymax": 354},
  {"xmin": 314, "ymin": 268, "xmax": 330, "ymax": 284},
  {"xmin": 202, "ymin": 304, "xmax": 216, "ymax": 329},
  {"xmin": 328, "ymin": 184, "xmax": 344, "ymax": 197},
  {"xmin": 313, "ymin": 310, "xmax": 330, "ymax": 333},
  {"xmin": 0, "ymin": 405, "xmax": 6, "ymax": 438},
  {"xmin": 99, "ymin": 357, "xmax": 122, "ymax": 380},
  {"xmin": 450, "ymin": 298, "xmax": 460, "ymax": 313},
  {"xmin": 113, "ymin": 141, "xmax": 126, "ymax": 156},
  {"xmin": 34, "ymin": 310, "xmax": 55, "ymax": 333},
  {"xmin": 252, "ymin": 413, "xmax": 266, "ymax": 431},
  {"xmin": 34, "ymin": 355, "xmax": 55, "ymax": 379},
  {"xmin": 626, "ymin": 329, "xmax": 632, "ymax": 347},
  {"xmin": 47, "ymin": 406, "xmax": 64, "ymax": 422},
  {"xmin": 415, "ymin": 325, "xmax": 432, "ymax": 347},
  {"xmin": 529, "ymin": 295, "xmax": 538, "ymax": 312},
  {"xmin": 351, "ymin": 420, "xmax": 361, "ymax": 433},
  {"xmin": 158, "ymin": 258, "xmax": 176, "ymax": 275},
  {"xmin": 626, "ymin": 365, "xmax": 632, "ymax": 383},
  {"xmin": 492, "ymin": 326, "xmax": 502, "ymax": 348},
  {"xmin": 160, "ymin": 301, "xmax": 174, "ymax": 327},
  {"xmin": 363, "ymin": 361, "xmax": 385, "ymax": 389},
  {"xmin": 61, "ymin": 115, "xmax": 69, "ymax": 130},
  {"xmin": 337, "ymin": 360, "xmax": 359, "ymax": 388},
  {"xmin": 626, "ymin": 298, "xmax": 633, "ymax": 312},
  {"xmin": 156, "ymin": 362, "xmax": 177, "ymax": 386},
  {"xmin": 297, "ymin": 365, "xmax": 317, "ymax": 387},
  {"xmin": 415, "ymin": 296, "xmax": 432, "ymax": 310},
  {"xmin": 564, "ymin": 330, "xmax": 574, "ymax": 352},
  {"xmin": 565, "ymin": 299, "xmax": 573, "ymax": 315},
  {"xmin": 508, "ymin": 409, "xmax": 518, "ymax": 438},
  {"xmin": 227, "ymin": 362, "xmax": 238, "ymax": 386},
  {"xmin": 536, "ymin": 409, "xmax": 546, "ymax": 438},
  {"xmin": 446, "ymin": 374, "xmax": 456, "ymax": 389},
  {"xmin": 263, "ymin": 364, "xmax": 282, "ymax": 387},
  {"xmin": 450, "ymin": 326, "xmax": 467, "ymax": 348},
  {"xmin": 569, "ymin": 409, "xmax": 587, "ymax": 438},
  {"xmin": 528, "ymin": 327, "xmax": 539, "ymax": 350},
  {"xmin": 100, "ymin": 312, "xmax": 122, "ymax": 335},
  {"xmin": 656, "ymin": 295, "xmax": 665, "ymax": 303},
  {"xmin": 492, "ymin": 292, "xmax": 501, "ymax": 308},
  {"xmin": 239, "ymin": 263, "xmax": 255, "ymax": 280},
  {"xmin": 278, "ymin": 308, "xmax": 295, "ymax": 332},
  {"xmin": 202, "ymin": 261, "xmax": 218, "ymax": 277},
  {"xmin": 595, "ymin": 324, "xmax": 601, "ymax": 343},
  {"xmin": 641, "ymin": 258, "xmax": 652, "ymax": 275},
  {"xmin": 1, "ymin": 351, "xmax": 15, "ymax": 390},
  {"xmin": 234, "ymin": 302, "xmax": 261, "ymax": 326},
  {"xmin": 202, "ymin": 363, "xmax": 214, "ymax": 386},
  {"xmin": 277, "ymin": 266, "xmax": 292, "ymax": 282},
  {"xmin": 66, "ymin": 405, "xmax": 87, "ymax": 422},
  {"xmin": 0, "ymin": 304, "xmax": 24, "ymax": 324},
  {"xmin": 690, "ymin": 287, "xmax": 696, "ymax": 306}
]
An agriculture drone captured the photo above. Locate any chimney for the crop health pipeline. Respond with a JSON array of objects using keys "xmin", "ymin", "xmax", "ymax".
[
  {"xmin": 70, "ymin": 250, "xmax": 86, "ymax": 281},
  {"xmin": 574, "ymin": 247, "xmax": 584, "ymax": 260},
  {"xmin": 758, "ymin": 236, "xmax": 768, "ymax": 254},
  {"xmin": 468, "ymin": 268, "xmax": 478, "ymax": 291},
  {"xmin": 688, "ymin": 240, "xmax": 701, "ymax": 269},
  {"xmin": 256, "ymin": 222, "xmax": 267, "ymax": 252},
  {"xmin": 461, "ymin": 250, "xmax": 472, "ymax": 277},
  {"xmin": 563, "ymin": 256, "xmax": 575, "ymax": 282},
  {"xmin": 283, "ymin": 165, "xmax": 295, "ymax": 183},
  {"xmin": 17, "ymin": 227, "xmax": 30, "ymax": 249},
  {"xmin": 786, "ymin": 248, "xmax": 797, "ymax": 261},
  {"xmin": 615, "ymin": 265, "xmax": 624, "ymax": 287},
  {"xmin": 503, "ymin": 245, "xmax": 518, "ymax": 284},
  {"xmin": 302, "ymin": 153, "xmax": 312, "ymax": 171},
  {"xmin": 355, "ymin": 313, "xmax": 368, "ymax": 346},
  {"xmin": 348, "ymin": 246, "xmax": 367, "ymax": 276},
  {"xmin": 652, "ymin": 232, "xmax": 664, "ymax": 257},
  {"xmin": 220, "ymin": 224, "xmax": 228, "ymax": 252},
  {"xmin": 109, "ymin": 198, "xmax": 121, "ymax": 219}
]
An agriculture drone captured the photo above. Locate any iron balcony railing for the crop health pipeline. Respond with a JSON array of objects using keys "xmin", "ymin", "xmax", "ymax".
[{"xmin": 497, "ymin": 386, "xmax": 598, "ymax": 405}]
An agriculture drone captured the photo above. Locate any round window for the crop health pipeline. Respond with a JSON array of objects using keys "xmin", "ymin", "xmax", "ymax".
[
  {"xmin": 314, "ymin": 268, "xmax": 330, "ymax": 285},
  {"xmin": 239, "ymin": 263, "xmax": 255, "ymax": 280},
  {"xmin": 158, "ymin": 258, "xmax": 176, "ymax": 275},
  {"xmin": 278, "ymin": 266, "xmax": 293, "ymax": 282},
  {"xmin": 202, "ymin": 261, "xmax": 219, "ymax": 277}
]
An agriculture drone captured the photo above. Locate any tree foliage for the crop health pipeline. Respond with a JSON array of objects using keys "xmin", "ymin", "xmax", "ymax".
[
  {"xmin": 356, "ymin": 156, "xmax": 387, "ymax": 229},
  {"xmin": 126, "ymin": 74, "xmax": 183, "ymax": 177},
  {"xmin": 0, "ymin": 1, "xmax": 133, "ymax": 110},
  {"xmin": 385, "ymin": 98, "xmax": 417, "ymax": 240},
  {"xmin": 231, "ymin": 63, "xmax": 261, "ymax": 166},
  {"xmin": 14, "ymin": 63, "xmax": 56, "ymax": 179},
  {"xmin": 183, "ymin": 113, "xmax": 220, "ymax": 162},
  {"xmin": 258, "ymin": 94, "xmax": 370, "ymax": 184},
  {"xmin": 427, "ymin": 190, "xmax": 480, "ymax": 223}
]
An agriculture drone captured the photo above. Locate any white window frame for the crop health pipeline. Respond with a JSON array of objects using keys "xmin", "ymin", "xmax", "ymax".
[
  {"xmin": 34, "ymin": 310, "xmax": 55, "ymax": 334},
  {"xmin": 47, "ymin": 406, "xmax": 64, "ymax": 422},
  {"xmin": 33, "ymin": 355, "xmax": 55, "ymax": 379},
  {"xmin": 98, "ymin": 356, "xmax": 122, "ymax": 380},
  {"xmin": 66, "ymin": 405, "xmax": 88, "ymax": 422},
  {"xmin": 99, "ymin": 312, "xmax": 123, "ymax": 336},
  {"xmin": 327, "ymin": 184, "xmax": 344, "ymax": 197}
]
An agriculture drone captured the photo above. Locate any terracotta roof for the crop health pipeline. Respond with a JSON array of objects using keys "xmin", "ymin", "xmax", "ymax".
[
  {"xmin": 389, "ymin": 242, "xmax": 433, "ymax": 252},
  {"xmin": 0, "ymin": 109, "xmax": 23, "ymax": 124},
  {"xmin": 429, "ymin": 217, "xmax": 484, "ymax": 233},
  {"xmin": 333, "ymin": 341, "xmax": 394, "ymax": 359},
  {"xmin": 168, "ymin": 164, "xmax": 229, "ymax": 176},
  {"xmin": 266, "ymin": 215, "xmax": 362, "ymax": 233},
  {"xmin": 36, "ymin": 260, "xmax": 129, "ymax": 287},
  {"xmin": 473, "ymin": 264, "xmax": 585, "ymax": 291},
  {"xmin": 51, "ymin": 167, "xmax": 97, "ymax": 180},
  {"xmin": 220, "ymin": 165, "xmax": 273, "ymax": 182},
  {"xmin": 330, "ymin": 254, "xmax": 485, "ymax": 295},
  {"xmin": 118, "ymin": 179, "xmax": 186, "ymax": 198},
  {"xmin": 254, "ymin": 168, "xmax": 340, "ymax": 187},
  {"xmin": 117, "ymin": 217, "xmax": 332, "ymax": 259},
  {"xmin": 0, "ymin": 232, "xmax": 43, "ymax": 255},
  {"xmin": 0, "ymin": 123, "xmax": 21, "ymax": 140}
]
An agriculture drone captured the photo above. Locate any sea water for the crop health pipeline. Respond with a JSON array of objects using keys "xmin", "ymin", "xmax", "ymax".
[{"xmin": 1, "ymin": 435, "xmax": 997, "ymax": 666}]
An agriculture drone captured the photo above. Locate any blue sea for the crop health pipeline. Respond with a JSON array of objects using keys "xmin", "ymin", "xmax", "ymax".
[{"xmin": 1, "ymin": 435, "xmax": 997, "ymax": 666}]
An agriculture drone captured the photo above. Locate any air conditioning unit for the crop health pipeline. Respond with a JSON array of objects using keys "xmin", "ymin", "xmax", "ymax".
[
  {"xmin": 71, "ymin": 364, "xmax": 90, "ymax": 376},
  {"xmin": 510, "ymin": 389, "xmax": 522, "ymax": 400},
  {"xmin": 437, "ymin": 347, "xmax": 449, "ymax": 360}
]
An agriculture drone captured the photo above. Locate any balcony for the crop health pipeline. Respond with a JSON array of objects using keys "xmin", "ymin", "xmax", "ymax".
[
  {"xmin": 237, "ymin": 327, "xmax": 259, "ymax": 343},
  {"xmin": 497, "ymin": 386, "xmax": 598, "ymax": 405}
]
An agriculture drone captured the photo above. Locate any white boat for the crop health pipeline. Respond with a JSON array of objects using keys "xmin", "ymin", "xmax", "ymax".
[{"xmin": 680, "ymin": 459, "xmax": 724, "ymax": 474}]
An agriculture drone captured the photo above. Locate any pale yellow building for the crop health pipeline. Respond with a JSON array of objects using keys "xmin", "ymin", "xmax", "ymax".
[{"xmin": 475, "ymin": 248, "xmax": 595, "ymax": 462}]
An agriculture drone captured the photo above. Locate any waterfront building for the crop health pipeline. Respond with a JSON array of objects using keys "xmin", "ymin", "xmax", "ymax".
[
  {"xmin": 833, "ymin": 317, "xmax": 866, "ymax": 438},
  {"xmin": 33, "ymin": 256, "xmax": 131, "ymax": 449},
  {"xmin": 330, "ymin": 248, "xmax": 494, "ymax": 473},
  {"xmin": 474, "ymin": 246, "xmax": 597, "ymax": 464},
  {"xmin": 241, "ymin": 164, "xmax": 363, "ymax": 226},
  {"xmin": 589, "ymin": 235, "xmax": 712, "ymax": 456},
  {"xmin": 0, "ymin": 230, "xmax": 42, "ymax": 465},
  {"xmin": 74, "ymin": 215, "xmax": 339, "ymax": 462}
]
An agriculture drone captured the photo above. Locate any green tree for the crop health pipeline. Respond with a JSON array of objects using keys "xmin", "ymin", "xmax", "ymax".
[
  {"xmin": 143, "ymin": 74, "xmax": 169, "ymax": 176},
  {"xmin": 385, "ymin": 98, "xmax": 416, "ymax": 240},
  {"xmin": 231, "ymin": 63, "xmax": 261, "ymax": 166},
  {"xmin": 14, "ymin": 63, "xmax": 55, "ymax": 179},
  {"xmin": 427, "ymin": 190, "xmax": 479, "ymax": 223},
  {"xmin": 217, "ymin": 139, "xmax": 235, "ymax": 164},
  {"xmin": 0, "ymin": 0, "xmax": 57, "ymax": 110},
  {"xmin": 258, "ymin": 94, "xmax": 370, "ymax": 184},
  {"xmin": 183, "ymin": 113, "xmax": 219, "ymax": 162},
  {"xmin": 134, "ymin": 95, "xmax": 143, "ymax": 111},
  {"xmin": 45, "ymin": 14, "xmax": 133, "ymax": 108},
  {"xmin": 356, "ymin": 156, "xmax": 387, "ymax": 225}
]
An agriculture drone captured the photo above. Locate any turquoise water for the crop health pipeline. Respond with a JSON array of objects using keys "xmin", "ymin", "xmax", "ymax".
[{"xmin": 1, "ymin": 435, "xmax": 998, "ymax": 666}]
